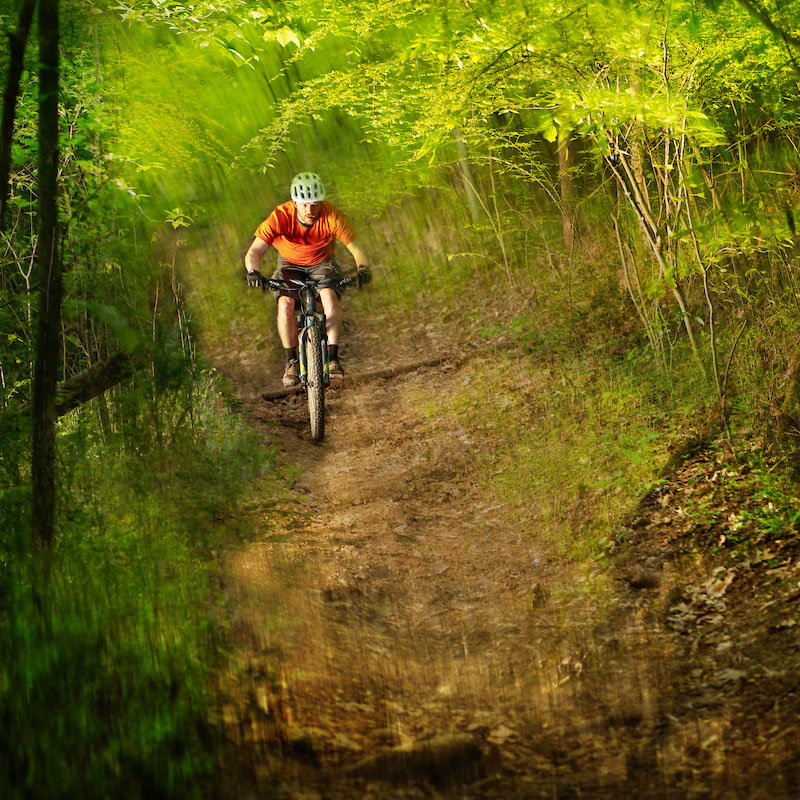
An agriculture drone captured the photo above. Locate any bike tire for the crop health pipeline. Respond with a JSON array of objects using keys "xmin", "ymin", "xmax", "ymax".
[{"xmin": 305, "ymin": 324, "xmax": 325, "ymax": 442}]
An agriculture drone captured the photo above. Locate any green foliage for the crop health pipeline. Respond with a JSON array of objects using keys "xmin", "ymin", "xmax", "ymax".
[
  {"xmin": 0, "ymin": 15, "xmax": 285, "ymax": 788},
  {"xmin": 1, "ymin": 34, "xmax": 165, "ymax": 408},
  {"xmin": 0, "ymin": 373, "xmax": 272, "ymax": 799}
]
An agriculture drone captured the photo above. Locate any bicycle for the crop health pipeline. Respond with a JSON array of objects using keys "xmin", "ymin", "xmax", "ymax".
[{"xmin": 265, "ymin": 273, "xmax": 354, "ymax": 443}]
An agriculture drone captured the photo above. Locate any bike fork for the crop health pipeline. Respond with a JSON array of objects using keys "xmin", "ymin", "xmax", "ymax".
[
  {"xmin": 320, "ymin": 312, "xmax": 330, "ymax": 386},
  {"xmin": 298, "ymin": 318, "xmax": 330, "ymax": 387}
]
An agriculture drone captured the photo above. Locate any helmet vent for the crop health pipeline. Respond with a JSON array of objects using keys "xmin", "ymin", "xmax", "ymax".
[{"xmin": 291, "ymin": 172, "xmax": 326, "ymax": 202}]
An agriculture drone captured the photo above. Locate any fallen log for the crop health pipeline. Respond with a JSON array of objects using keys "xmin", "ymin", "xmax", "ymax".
[
  {"xmin": 54, "ymin": 350, "xmax": 136, "ymax": 417},
  {"xmin": 2, "ymin": 350, "xmax": 137, "ymax": 427},
  {"xmin": 260, "ymin": 355, "xmax": 455, "ymax": 401}
]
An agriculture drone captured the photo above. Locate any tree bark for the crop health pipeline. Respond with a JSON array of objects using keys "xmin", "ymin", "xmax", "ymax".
[
  {"xmin": 452, "ymin": 126, "xmax": 482, "ymax": 223},
  {"xmin": 628, "ymin": 72, "xmax": 653, "ymax": 217},
  {"xmin": 557, "ymin": 130, "xmax": 575, "ymax": 252},
  {"xmin": 0, "ymin": 0, "xmax": 37, "ymax": 233},
  {"xmin": 31, "ymin": 0, "xmax": 61, "ymax": 548}
]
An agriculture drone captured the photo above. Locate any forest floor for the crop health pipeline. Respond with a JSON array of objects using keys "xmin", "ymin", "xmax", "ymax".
[{"xmin": 203, "ymin": 294, "xmax": 800, "ymax": 799}]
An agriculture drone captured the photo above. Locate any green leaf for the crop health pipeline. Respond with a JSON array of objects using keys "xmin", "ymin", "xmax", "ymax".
[
  {"xmin": 541, "ymin": 124, "xmax": 558, "ymax": 143},
  {"xmin": 275, "ymin": 27, "xmax": 300, "ymax": 48}
]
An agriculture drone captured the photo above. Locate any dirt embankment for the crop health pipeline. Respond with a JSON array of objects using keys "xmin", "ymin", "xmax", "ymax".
[{"xmin": 206, "ymin": 307, "xmax": 800, "ymax": 799}]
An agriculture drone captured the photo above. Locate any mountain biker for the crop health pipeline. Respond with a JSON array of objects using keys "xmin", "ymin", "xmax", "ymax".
[{"xmin": 244, "ymin": 172, "xmax": 372, "ymax": 387}]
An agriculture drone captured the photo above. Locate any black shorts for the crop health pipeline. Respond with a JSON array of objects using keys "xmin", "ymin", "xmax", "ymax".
[{"xmin": 270, "ymin": 256, "xmax": 344, "ymax": 302}]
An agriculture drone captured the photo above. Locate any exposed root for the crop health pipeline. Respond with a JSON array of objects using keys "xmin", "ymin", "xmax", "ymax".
[{"xmin": 260, "ymin": 355, "xmax": 456, "ymax": 401}]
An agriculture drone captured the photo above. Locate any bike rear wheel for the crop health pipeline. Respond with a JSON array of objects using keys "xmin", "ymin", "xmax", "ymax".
[{"xmin": 304, "ymin": 324, "xmax": 325, "ymax": 442}]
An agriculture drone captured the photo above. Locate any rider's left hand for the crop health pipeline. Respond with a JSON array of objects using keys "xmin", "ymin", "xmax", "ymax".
[{"xmin": 356, "ymin": 266, "xmax": 372, "ymax": 289}]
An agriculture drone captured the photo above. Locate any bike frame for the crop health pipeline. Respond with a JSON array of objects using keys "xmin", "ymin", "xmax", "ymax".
[{"xmin": 296, "ymin": 284, "xmax": 330, "ymax": 388}]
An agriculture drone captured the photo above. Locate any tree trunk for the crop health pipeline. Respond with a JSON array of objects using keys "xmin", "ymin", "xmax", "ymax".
[
  {"xmin": 628, "ymin": 73, "xmax": 653, "ymax": 218},
  {"xmin": 557, "ymin": 130, "xmax": 575, "ymax": 252},
  {"xmin": 0, "ymin": 0, "xmax": 37, "ymax": 233},
  {"xmin": 31, "ymin": 0, "xmax": 61, "ymax": 548},
  {"xmin": 452, "ymin": 126, "xmax": 482, "ymax": 223}
]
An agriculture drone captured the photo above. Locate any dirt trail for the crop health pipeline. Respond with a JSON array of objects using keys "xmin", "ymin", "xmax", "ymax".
[{"xmin": 206, "ymin": 306, "xmax": 800, "ymax": 799}]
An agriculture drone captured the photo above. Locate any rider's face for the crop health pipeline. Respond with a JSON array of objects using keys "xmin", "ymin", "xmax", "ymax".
[{"xmin": 295, "ymin": 201, "xmax": 323, "ymax": 225}]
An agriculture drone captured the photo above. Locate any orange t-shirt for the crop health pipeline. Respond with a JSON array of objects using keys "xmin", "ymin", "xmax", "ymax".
[{"xmin": 253, "ymin": 200, "xmax": 355, "ymax": 266}]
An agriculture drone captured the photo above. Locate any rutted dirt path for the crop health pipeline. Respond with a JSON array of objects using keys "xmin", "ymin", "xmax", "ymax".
[{"xmin": 205, "ymin": 302, "xmax": 800, "ymax": 799}]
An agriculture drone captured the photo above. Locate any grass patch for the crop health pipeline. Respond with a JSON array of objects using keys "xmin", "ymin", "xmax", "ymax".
[{"xmin": 410, "ymin": 334, "xmax": 710, "ymax": 563}]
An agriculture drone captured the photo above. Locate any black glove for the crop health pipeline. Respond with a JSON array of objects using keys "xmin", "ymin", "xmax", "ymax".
[
  {"xmin": 247, "ymin": 269, "xmax": 265, "ymax": 288},
  {"xmin": 356, "ymin": 266, "xmax": 372, "ymax": 288}
]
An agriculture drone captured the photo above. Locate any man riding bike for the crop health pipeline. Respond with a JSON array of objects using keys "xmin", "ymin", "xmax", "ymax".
[{"xmin": 244, "ymin": 172, "xmax": 372, "ymax": 386}]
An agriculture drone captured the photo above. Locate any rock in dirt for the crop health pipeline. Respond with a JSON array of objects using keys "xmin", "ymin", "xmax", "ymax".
[
  {"xmin": 343, "ymin": 733, "xmax": 485, "ymax": 785},
  {"xmin": 626, "ymin": 567, "xmax": 661, "ymax": 590}
]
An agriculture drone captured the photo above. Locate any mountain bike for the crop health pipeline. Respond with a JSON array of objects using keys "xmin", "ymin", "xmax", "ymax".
[{"xmin": 266, "ymin": 273, "xmax": 354, "ymax": 443}]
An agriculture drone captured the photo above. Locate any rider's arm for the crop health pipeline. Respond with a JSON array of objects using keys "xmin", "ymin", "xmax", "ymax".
[
  {"xmin": 344, "ymin": 239, "xmax": 369, "ymax": 269},
  {"xmin": 245, "ymin": 237, "xmax": 271, "ymax": 274}
]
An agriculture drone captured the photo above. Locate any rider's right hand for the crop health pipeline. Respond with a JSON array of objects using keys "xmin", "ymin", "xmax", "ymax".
[{"xmin": 247, "ymin": 269, "xmax": 265, "ymax": 288}]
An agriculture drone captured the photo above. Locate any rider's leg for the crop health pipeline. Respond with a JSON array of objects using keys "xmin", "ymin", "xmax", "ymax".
[
  {"xmin": 277, "ymin": 296, "xmax": 300, "ymax": 387},
  {"xmin": 319, "ymin": 288, "xmax": 341, "ymax": 346},
  {"xmin": 276, "ymin": 296, "xmax": 298, "ymax": 349}
]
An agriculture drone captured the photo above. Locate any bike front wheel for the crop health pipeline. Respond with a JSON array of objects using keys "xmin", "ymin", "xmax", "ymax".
[{"xmin": 304, "ymin": 324, "xmax": 325, "ymax": 442}]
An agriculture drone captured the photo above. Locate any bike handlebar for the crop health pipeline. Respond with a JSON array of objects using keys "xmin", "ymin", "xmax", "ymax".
[{"xmin": 265, "ymin": 275, "xmax": 355, "ymax": 292}]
